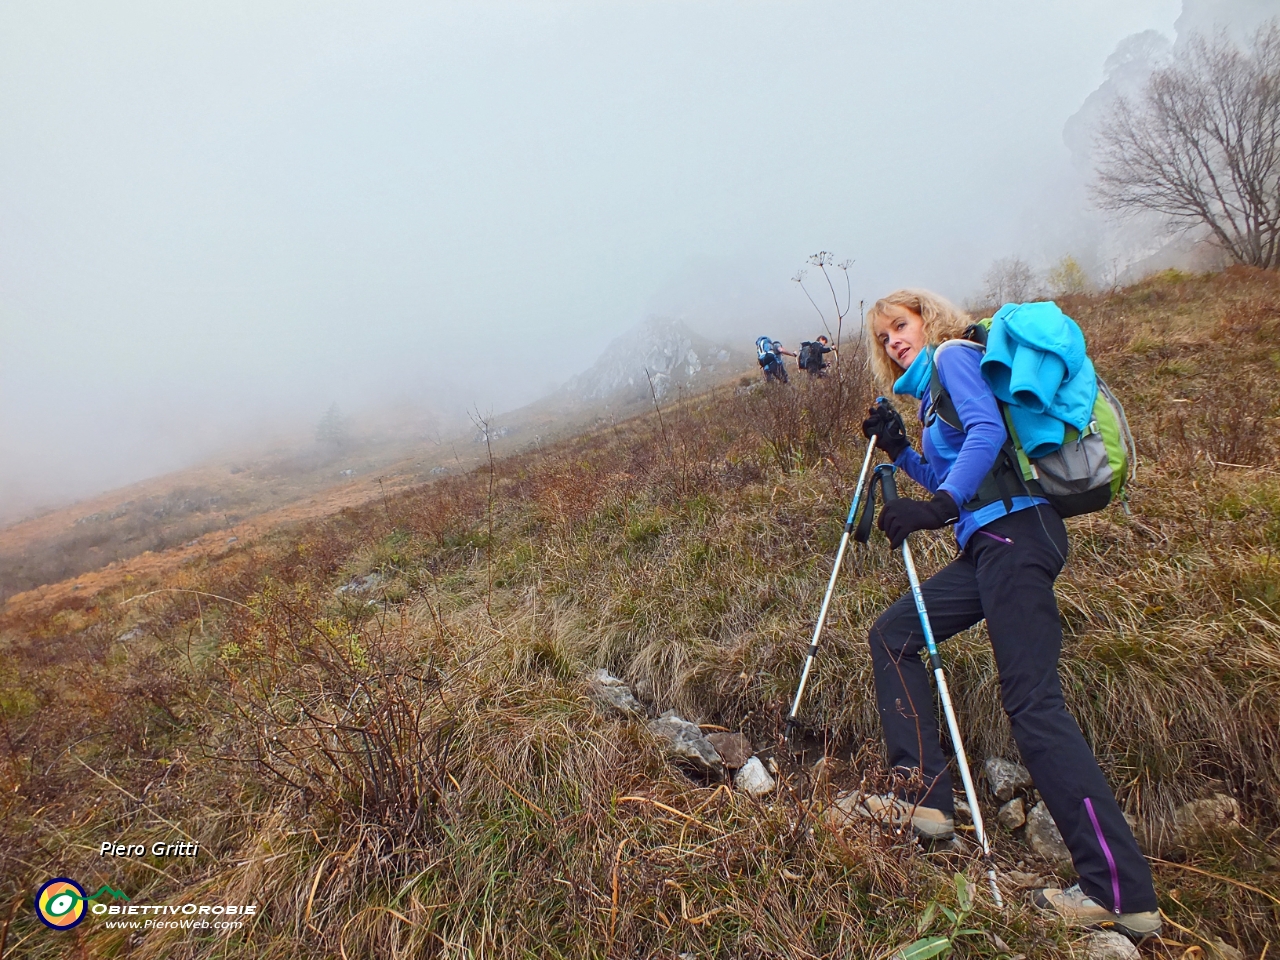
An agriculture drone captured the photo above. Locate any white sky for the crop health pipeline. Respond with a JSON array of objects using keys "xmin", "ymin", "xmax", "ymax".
[{"xmin": 1, "ymin": 1, "xmax": 1186, "ymax": 515}]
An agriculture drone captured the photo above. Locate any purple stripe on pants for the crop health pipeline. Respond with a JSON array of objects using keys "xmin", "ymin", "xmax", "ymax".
[{"xmin": 1083, "ymin": 797, "xmax": 1122, "ymax": 915}]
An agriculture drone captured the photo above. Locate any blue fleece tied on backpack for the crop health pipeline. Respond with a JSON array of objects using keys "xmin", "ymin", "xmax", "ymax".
[
  {"xmin": 892, "ymin": 346, "xmax": 934, "ymax": 399},
  {"xmin": 981, "ymin": 302, "xmax": 1099, "ymax": 458}
]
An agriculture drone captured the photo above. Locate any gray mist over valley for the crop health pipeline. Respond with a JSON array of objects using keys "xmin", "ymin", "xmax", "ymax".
[{"xmin": 1, "ymin": 0, "xmax": 1270, "ymax": 521}]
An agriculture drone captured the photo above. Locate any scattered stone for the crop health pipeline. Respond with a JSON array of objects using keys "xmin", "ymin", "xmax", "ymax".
[
  {"xmin": 706, "ymin": 732, "xmax": 752, "ymax": 769},
  {"xmin": 1172, "ymin": 794, "xmax": 1241, "ymax": 842},
  {"xmin": 1025, "ymin": 801, "xmax": 1072, "ymax": 867},
  {"xmin": 334, "ymin": 573, "xmax": 384, "ymax": 597},
  {"xmin": 226, "ymin": 536, "xmax": 239, "ymax": 544},
  {"xmin": 953, "ymin": 796, "xmax": 972, "ymax": 820},
  {"xmin": 1084, "ymin": 930, "xmax": 1139, "ymax": 960},
  {"xmin": 984, "ymin": 758, "xmax": 1033, "ymax": 801},
  {"xmin": 998, "ymin": 797, "xmax": 1026, "ymax": 830},
  {"xmin": 632, "ymin": 676, "xmax": 655, "ymax": 703},
  {"xmin": 648, "ymin": 713, "xmax": 724, "ymax": 778},
  {"xmin": 734, "ymin": 757, "xmax": 776, "ymax": 797},
  {"xmin": 1209, "ymin": 937, "xmax": 1245, "ymax": 960},
  {"xmin": 115, "ymin": 627, "xmax": 146, "ymax": 643},
  {"xmin": 586, "ymin": 669, "xmax": 645, "ymax": 719},
  {"xmin": 1003, "ymin": 870, "xmax": 1051, "ymax": 889},
  {"xmin": 824, "ymin": 791, "xmax": 861, "ymax": 829}
]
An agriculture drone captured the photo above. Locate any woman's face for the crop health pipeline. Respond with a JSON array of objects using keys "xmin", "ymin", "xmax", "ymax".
[{"xmin": 873, "ymin": 304, "xmax": 927, "ymax": 371}]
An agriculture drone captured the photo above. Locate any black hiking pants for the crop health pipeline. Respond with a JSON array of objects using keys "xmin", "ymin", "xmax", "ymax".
[{"xmin": 868, "ymin": 504, "xmax": 1157, "ymax": 914}]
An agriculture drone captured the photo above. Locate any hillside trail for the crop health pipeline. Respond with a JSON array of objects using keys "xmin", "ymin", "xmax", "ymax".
[{"xmin": 1, "ymin": 468, "xmax": 422, "ymax": 621}]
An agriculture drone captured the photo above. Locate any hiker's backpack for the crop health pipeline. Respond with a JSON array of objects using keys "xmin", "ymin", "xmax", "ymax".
[
  {"xmin": 927, "ymin": 317, "xmax": 1136, "ymax": 518},
  {"xmin": 756, "ymin": 336, "xmax": 777, "ymax": 367},
  {"xmin": 798, "ymin": 341, "xmax": 815, "ymax": 369}
]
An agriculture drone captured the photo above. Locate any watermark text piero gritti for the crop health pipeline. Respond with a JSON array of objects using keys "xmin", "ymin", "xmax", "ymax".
[{"xmin": 100, "ymin": 840, "xmax": 200, "ymax": 857}]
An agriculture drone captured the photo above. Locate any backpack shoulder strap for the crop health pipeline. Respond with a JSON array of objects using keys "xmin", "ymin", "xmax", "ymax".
[{"xmin": 926, "ymin": 339, "xmax": 982, "ymax": 431}]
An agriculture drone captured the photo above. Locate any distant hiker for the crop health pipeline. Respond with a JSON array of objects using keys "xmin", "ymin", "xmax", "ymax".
[
  {"xmin": 858, "ymin": 289, "xmax": 1160, "ymax": 939},
  {"xmin": 755, "ymin": 336, "xmax": 796, "ymax": 384},
  {"xmin": 798, "ymin": 335, "xmax": 837, "ymax": 376}
]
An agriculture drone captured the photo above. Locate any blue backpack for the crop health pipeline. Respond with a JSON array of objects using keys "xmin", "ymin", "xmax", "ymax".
[{"xmin": 756, "ymin": 336, "xmax": 778, "ymax": 367}]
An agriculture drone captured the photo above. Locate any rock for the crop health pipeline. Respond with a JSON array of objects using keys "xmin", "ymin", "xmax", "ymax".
[
  {"xmin": 734, "ymin": 757, "xmax": 776, "ymax": 797},
  {"xmin": 115, "ymin": 627, "xmax": 146, "ymax": 643},
  {"xmin": 632, "ymin": 676, "xmax": 655, "ymax": 703},
  {"xmin": 706, "ymin": 732, "xmax": 752, "ymax": 769},
  {"xmin": 648, "ymin": 713, "xmax": 724, "ymax": 778},
  {"xmin": 1025, "ymin": 801, "xmax": 1072, "ymax": 867},
  {"xmin": 984, "ymin": 758, "xmax": 1033, "ymax": 801},
  {"xmin": 334, "ymin": 573, "xmax": 384, "ymax": 597},
  {"xmin": 953, "ymin": 796, "xmax": 972, "ymax": 820},
  {"xmin": 586, "ymin": 669, "xmax": 645, "ymax": 719},
  {"xmin": 1003, "ymin": 870, "xmax": 1051, "ymax": 889},
  {"xmin": 1208, "ymin": 937, "xmax": 1245, "ymax": 960},
  {"xmin": 1084, "ymin": 930, "xmax": 1139, "ymax": 960},
  {"xmin": 1172, "ymin": 794, "xmax": 1241, "ymax": 842},
  {"xmin": 998, "ymin": 797, "xmax": 1026, "ymax": 830}
]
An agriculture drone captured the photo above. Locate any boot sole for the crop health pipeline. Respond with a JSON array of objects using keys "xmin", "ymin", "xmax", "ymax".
[{"xmin": 1092, "ymin": 918, "xmax": 1162, "ymax": 942}]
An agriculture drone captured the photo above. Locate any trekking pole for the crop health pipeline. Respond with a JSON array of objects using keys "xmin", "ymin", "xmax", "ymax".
[
  {"xmin": 783, "ymin": 432, "xmax": 879, "ymax": 738},
  {"xmin": 876, "ymin": 463, "xmax": 1004, "ymax": 909}
]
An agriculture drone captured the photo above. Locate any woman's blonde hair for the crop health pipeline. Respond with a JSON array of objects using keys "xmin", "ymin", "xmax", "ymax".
[{"xmin": 864, "ymin": 289, "xmax": 972, "ymax": 392}]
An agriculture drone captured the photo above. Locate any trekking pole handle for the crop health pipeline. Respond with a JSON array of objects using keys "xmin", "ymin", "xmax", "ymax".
[{"xmin": 875, "ymin": 463, "xmax": 899, "ymax": 502}]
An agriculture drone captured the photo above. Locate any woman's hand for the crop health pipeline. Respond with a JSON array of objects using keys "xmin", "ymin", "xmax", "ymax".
[
  {"xmin": 862, "ymin": 402, "xmax": 909, "ymax": 460},
  {"xmin": 877, "ymin": 491, "xmax": 959, "ymax": 549}
]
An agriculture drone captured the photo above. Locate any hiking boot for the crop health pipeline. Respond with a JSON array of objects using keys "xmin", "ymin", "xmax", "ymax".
[
  {"xmin": 1032, "ymin": 884, "xmax": 1162, "ymax": 940},
  {"xmin": 855, "ymin": 794, "xmax": 955, "ymax": 840}
]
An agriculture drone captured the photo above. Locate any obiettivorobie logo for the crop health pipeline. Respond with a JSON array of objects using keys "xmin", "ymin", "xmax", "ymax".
[{"xmin": 35, "ymin": 878, "xmax": 130, "ymax": 930}]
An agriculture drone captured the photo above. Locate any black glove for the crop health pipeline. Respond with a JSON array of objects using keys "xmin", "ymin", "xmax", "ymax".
[
  {"xmin": 861, "ymin": 402, "xmax": 909, "ymax": 460},
  {"xmin": 877, "ymin": 491, "xmax": 959, "ymax": 549}
]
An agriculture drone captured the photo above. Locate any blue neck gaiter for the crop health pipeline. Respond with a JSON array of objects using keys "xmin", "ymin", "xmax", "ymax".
[{"xmin": 892, "ymin": 346, "xmax": 934, "ymax": 399}]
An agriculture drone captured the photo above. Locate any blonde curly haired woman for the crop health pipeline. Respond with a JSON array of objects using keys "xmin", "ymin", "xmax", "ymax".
[{"xmin": 858, "ymin": 289, "xmax": 1159, "ymax": 939}]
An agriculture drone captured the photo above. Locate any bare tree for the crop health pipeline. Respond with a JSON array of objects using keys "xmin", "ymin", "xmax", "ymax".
[
  {"xmin": 1094, "ymin": 21, "xmax": 1280, "ymax": 269},
  {"xmin": 982, "ymin": 256, "xmax": 1037, "ymax": 305}
]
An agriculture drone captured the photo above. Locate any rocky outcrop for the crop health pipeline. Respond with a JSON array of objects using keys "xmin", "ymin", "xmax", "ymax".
[{"xmin": 560, "ymin": 318, "xmax": 736, "ymax": 403}]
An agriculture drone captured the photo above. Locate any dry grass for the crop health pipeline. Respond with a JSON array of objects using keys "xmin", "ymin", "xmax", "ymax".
[{"xmin": 2, "ymin": 267, "xmax": 1279, "ymax": 957}]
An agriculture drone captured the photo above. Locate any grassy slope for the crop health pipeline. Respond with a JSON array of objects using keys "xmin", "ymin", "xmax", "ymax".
[{"xmin": 2, "ymin": 268, "xmax": 1278, "ymax": 958}]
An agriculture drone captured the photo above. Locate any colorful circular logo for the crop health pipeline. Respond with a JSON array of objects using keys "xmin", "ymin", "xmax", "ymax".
[{"xmin": 35, "ymin": 878, "xmax": 87, "ymax": 930}]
